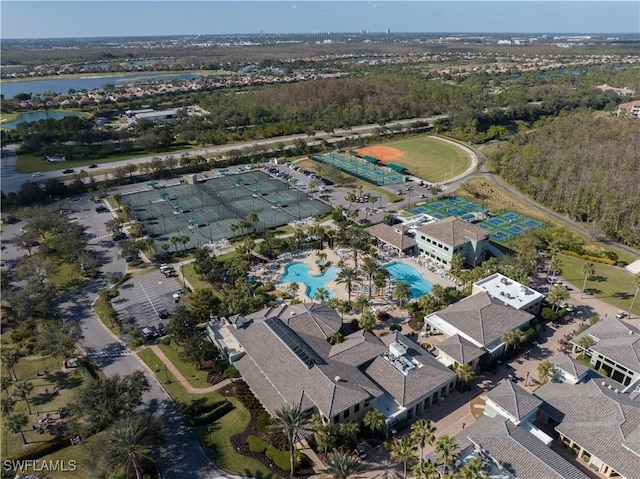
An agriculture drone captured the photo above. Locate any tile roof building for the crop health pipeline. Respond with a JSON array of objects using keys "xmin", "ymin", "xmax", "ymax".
[
  {"xmin": 415, "ymin": 216, "xmax": 490, "ymax": 270},
  {"xmin": 535, "ymin": 378, "xmax": 640, "ymax": 479},
  {"xmin": 365, "ymin": 223, "xmax": 417, "ymax": 256},
  {"xmin": 617, "ymin": 100, "xmax": 640, "ymax": 119},
  {"xmin": 219, "ymin": 303, "xmax": 456, "ymax": 427},
  {"xmin": 424, "ymin": 290, "xmax": 534, "ymax": 359}
]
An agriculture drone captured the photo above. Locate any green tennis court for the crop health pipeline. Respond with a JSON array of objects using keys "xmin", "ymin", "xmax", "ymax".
[
  {"xmin": 312, "ymin": 153, "xmax": 406, "ymax": 185},
  {"xmin": 125, "ymin": 171, "xmax": 331, "ymax": 250}
]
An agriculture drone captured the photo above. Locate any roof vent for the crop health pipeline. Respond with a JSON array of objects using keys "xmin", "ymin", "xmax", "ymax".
[
  {"xmin": 614, "ymin": 389, "xmax": 619, "ymax": 393},
  {"xmin": 601, "ymin": 381, "xmax": 607, "ymax": 386},
  {"xmin": 608, "ymin": 385, "xmax": 613, "ymax": 390},
  {"xmin": 629, "ymin": 330, "xmax": 634, "ymax": 335},
  {"xmin": 335, "ymin": 376, "xmax": 341, "ymax": 383}
]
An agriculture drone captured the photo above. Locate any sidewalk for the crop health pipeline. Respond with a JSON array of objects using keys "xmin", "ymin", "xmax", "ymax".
[{"xmin": 149, "ymin": 344, "xmax": 231, "ymax": 394}]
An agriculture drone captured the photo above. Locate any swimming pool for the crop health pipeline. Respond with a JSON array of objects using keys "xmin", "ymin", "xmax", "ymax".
[
  {"xmin": 384, "ymin": 262, "xmax": 433, "ymax": 299},
  {"xmin": 278, "ymin": 262, "xmax": 338, "ymax": 299}
]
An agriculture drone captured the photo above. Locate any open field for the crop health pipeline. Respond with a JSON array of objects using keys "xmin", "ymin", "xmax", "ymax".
[
  {"xmin": 359, "ymin": 135, "xmax": 470, "ymax": 182},
  {"xmin": 557, "ymin": 254, "xmax": 640, "ymax": 316}
]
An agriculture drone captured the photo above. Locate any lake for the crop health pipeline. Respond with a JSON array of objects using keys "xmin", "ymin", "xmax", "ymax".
[
  {"xmin": 2, "ymin": 111, "xmax": 86, "ymax": 129},
  {"xmin": 0, "ymin": 72, "xmax": 202, "ymax": 98}
]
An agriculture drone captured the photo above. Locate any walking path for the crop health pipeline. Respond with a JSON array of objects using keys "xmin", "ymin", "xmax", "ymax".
[{"xmin": 148, "ymin": 345, "xmax": 232, "ymax": 394}]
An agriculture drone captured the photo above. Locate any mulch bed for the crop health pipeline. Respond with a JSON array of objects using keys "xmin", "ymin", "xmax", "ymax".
[{"xmin": 220, "ymin": 380, "xmax": 315, "ymax": 478}]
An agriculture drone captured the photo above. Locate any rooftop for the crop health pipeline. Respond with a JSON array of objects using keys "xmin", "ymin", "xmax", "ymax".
[
  {"xmin": 416, "ymin": 216, "xmax": 490, "ymax": 247},
  {"xmin": 365, "ymin": 223, "xmax": 417, "ymax": 251},
  {"xmin": 473, "ymin": 273, "xmax": 544, "ymax": 310}
]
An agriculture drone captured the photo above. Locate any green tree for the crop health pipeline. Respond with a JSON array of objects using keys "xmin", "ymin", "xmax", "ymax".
[
  {"xmin": 410, "ymin": 419, "xmax": 437, "ymax": 459},
  {"xmin": 5, "ymin": 412, "xmax": 29, "ymax": 445},
  {"xmin": 362, "ymin": 409, "xmax": 386, "ymax": 437},
  {"xmin": 578, "ymin": 336, "xmax": 596, "ymax": 353},
  {"xmin": 322, "ymin": 451, "xmax": 362, "ymax": 479},
  {"xmin": 459, "ymin": 456, "xmax": 487, "ymax": 479},
  {"xmin": 246, "ymin": 211, "xmax": 260, "ymax": 234},
  {"xmin": 581, "ymin": 261, "xmax": 595, "ymax": 298},
  {"xmin": 0, "ymin": 395, "xmax": 16, "ymax": 415},
  {"xmin": 393, "ymin": 281, "xmax": 412, "ymax": 306},
  {"xmin": 336, "ymin": 266, "xmax": 360, "ymax": 305},
  {"xmin": 1, "ymin": 349, "xmax": 20, "ymax": 381},
  {"xmin": 412, "ymin": 459, "xmax": 440, "ymax": 479},
  {"xmin": 454, "ymin": 363, "xmax": 476, "ymax": 392},
  {"xmin": 389, "ymin": 436, "xmax": 416, "ymax": 479},
  {"xmin": 104, "ymin": 413, "xmax": 165, "ymax": 479},
  {"xmin": 358, "ymin": 309, "xmax": 376, "ymax": 333},
  {"xmin": 353, "ymin": 295, "xmax": 371, "ymax": 314},
  {"xmin": 361, "ymin": 256, "xmax": 381, "ymax": 299},
  {"xmin": 547, "ymin": 284, "xmax": 570, "ymax": 313},
  {"xmin": 269, "ymin": 403, "xmax": 312, "ymax": 477},
  {"xmin": 1, "ymin": 376, "xmax": 12, "ymax": 395},
  {"xmin": 346, "ymin": 228, "xmax": 369, "ymax": 270},
  {"xmin": 434, "ymin": 435, "xmax": 459, "ymax": 476},
  {"xmin": 313, "ymin": 287, "xmax": 330, "ymax": 304},
  {"xmin": 185, "ymin": 288, "xmax": 221, "ymax": 322},
  {"xmin": 537, "ymin": 360, "xmax": 556, "ymax": 384},
  {"xmin": 13, "ymin": 381, "xmax": 34, "ymax": 415},
  {"xmin": 105, "ymin": 218, "xmax": 124, "ymax": 235},
  {"xmin": 548, "ymin": 255, "xmax": 562, "ymax": 279},
  {"xmin": 450, "ymin": 253, "xmax": 465, "ymax": 274}
]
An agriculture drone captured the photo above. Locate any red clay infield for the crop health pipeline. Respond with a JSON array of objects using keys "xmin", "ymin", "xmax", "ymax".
[{"xmin": 355, "ymin": 145, "xmax": 404, "ymax": 163}]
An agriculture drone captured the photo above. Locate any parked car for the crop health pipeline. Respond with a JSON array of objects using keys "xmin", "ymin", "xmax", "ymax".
[
  {"xmin": 157, "ymin": 323, "xmax": 166, "ymax": 335},
  {"xmin": 616, "ymin": 311, "xmax": 627, "ymax": 319},
  {"xmin": 62, "ymin": 168, "xmax": 75, "ymax": 174},
  {"xmin": 31, "ymin": 172, "xmax": 44, "ymax": 178},
  {"xmin": 88, "ymin": 163, "xmax": 99, "ymax": 168},
  {"xmin": 355, "ymin": 442, "xmax": 369, "ymax": 459},
  {"xmin": 157, "ymin": 310, "xmax": 169, "ymax": 319},
  {"xmin": 112, "ymin": 233, "xmax": 127, "ymax": 241}
]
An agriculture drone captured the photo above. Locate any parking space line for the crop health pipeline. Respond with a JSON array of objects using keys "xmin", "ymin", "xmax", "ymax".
[{"xmin": 138, "ymin": 281, "xmax": 159, "ymax": 317}]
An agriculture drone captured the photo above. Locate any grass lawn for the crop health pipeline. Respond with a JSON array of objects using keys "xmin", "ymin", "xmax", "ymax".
[
  {"xmin": 136, "ymin": 348, "xmax": 277, "ymax": 477},
  {"xmin": 181, "ymin": 262, "xmax": 215, "ymax": 292},
  {"xmin": 558, "ymin": 254, "xmax": 640, "ymax": 316},
  {"xmin": 1, "ymin": 355, "xmax": 86, "ymax": 459},
  {"xmin": 93, "ymin": 293, "xmax": 120, "ymax": 335},
  {"xmin": 380, "ymin": 135, "xmax": 471, "ymax": 182},
  {"xmin": 49, "ymin": 261, "xmax": 87, "ymax": 292},
  {"xmin": 38, "ymin": 432, "xmax": 107, "ymax": 479},
  {"xmin": 155, "ymin": 342, "xmax": 211, "ymax": 388}
]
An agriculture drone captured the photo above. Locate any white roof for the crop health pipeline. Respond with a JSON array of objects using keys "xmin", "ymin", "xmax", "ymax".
[
  {"xmin": 473, "ymin": 273, "xmax": 543, "ymax": 310},
  {"xmin": 625, "ymin": 259, "xmax": 640, "ymax": 275}
]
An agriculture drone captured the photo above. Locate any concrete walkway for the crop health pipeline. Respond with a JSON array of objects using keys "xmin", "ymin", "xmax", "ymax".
[{"xmin": 149, "ymin": 344, "xmax": 232, "ymax": 394}]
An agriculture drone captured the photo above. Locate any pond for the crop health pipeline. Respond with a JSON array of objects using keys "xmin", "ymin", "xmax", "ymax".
[{"xmin": 2, "ymin": 111, "xmax": 86, "ymax": 129}]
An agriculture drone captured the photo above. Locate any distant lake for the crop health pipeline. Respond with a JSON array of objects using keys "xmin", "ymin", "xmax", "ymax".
[
  {"xmin": 2, "ymin": 111, "xmax": 86, "ymax": 129},
  {"xmin": 0, "ymin": 72, "xmax": 202, "ymax": 98}
]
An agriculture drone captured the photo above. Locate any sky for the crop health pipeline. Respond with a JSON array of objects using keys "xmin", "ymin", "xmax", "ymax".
[{"xmin": 1, "ymin": 1, "xmax": 639, "ymax": 39}]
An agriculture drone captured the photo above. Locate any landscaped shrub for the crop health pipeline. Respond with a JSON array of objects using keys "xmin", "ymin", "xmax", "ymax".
[
  {"xmin": 266, "ymin": 445, "xmax": 291, "ymax": 471},
  {"xmin": 389, "ymin": 324, "xmax": 402, "ymax": 332},
  {"xmin": 223, "ymin": 367, "xmax": 239, "ymax": 379},
  {"xmin": 190, "ymin": 400, "xmax": 234, "ymax": 427},
  {"xmin": 560, "ymin": 250, "xmax": 616, "ymax": 265},
  {"xmin": 248, "ymin": 435, "xmax": 269, "ymax": 454},
  {"xmin": 257, "ymin": 412, "xmax": 272, "ymax": 434},
  {"xmin": 128, "ymin": 338, "xmax": 144, "ymax": 348},
  {"xmin": 541, "ymin": 307, "xmax": 558, "ymax": 322},
  {"xmin": 182, "ymin": 399, "xmax": 227, "ymax": 417},
  {"xmin": 159, "ymin": 336, "xmax": 171, "ymax": 346}
]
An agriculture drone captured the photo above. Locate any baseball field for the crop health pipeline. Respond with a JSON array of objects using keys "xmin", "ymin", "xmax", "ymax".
[{"xmin": 356, "ymin": 135, "xmax": 471, "ymax": 182}]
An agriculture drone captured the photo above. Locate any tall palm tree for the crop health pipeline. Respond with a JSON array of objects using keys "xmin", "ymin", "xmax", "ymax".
[
  {"xmin": 363, "ymin": 409, "xmax": 386, "ymax": 437},
  {"xmin": 0, "ymin": 395, "xmax": 16, "ymax": 415},
  {"xmin": 361, "ymin": 256, "xmax": 380, "ymax": 299},
  {"xmin": 373, "ymin": 269, "xmax": 390, "ymax": 297},
  {"xmin": 322, "ymin": 451, "xmax": 361, "ymax": 479},
  {"xmin": 459, "ymin": 457, "xmax": 487, "ymax": 479},
  {"xmin": 5, "ymin": 412, "xmax": 28, "ymax": 445},
  {"xmin": 13, "ymin": 381, "xmax": 34, "ymax": 415},
  {"xmin": 537, "ymin": 360, "xmax": 556, "ymax": 384},
  {"xmin": 1, "ymin": 349, "xmax": 19, "ymax": 381},
  {"xmin": 393, "ymin": 281, "xmax": 412, "ymax": 306},
  {"xmin": 410, "ymin": 419, "xmax": 437, "ymax": 459},
  {"xmin": 336, "ymin": 266, "xmax": 360, "ymax": 305},
  {"xmin": 627, "ymin": 273, "xmax": 640, "ymax": 319},
  {"xmin": 314, "ymin": 287, "xmax": 330, "ymax": 304},
  {"xmin": 412, "ymin": 459, "xmax": 440, "ymax": 479},
  {"xmin": 346, "ymin": 228, "xmax": 369, "ymax": 271},
  {"xmin": 434, "ymin": 435, "xmax": 459, "ymax": 476},
  {"xmin": 169, "ymin": 236, "xmax": 180, "ymax": 253},
  {"xmin": 547, "ymin": 284, "xmax": 570, "ymax": 313},
  {"xmin": 104, "ymin": 413, "xmax": 165, "ymax": 479},
  {"xmin": 269, "ymin": 403, "xmax": 312, "ymax": 477},
  {"xmin": 358, "ymin": 310, "xmax": 376, "ymax": 333},
  {"xmin": 246, "ymin": 211, "xmax": 260, "ymax": 233},
  {"xmin": 548, "ymin": 255, "xmax": 562, "ymax": 280},
  {"xmin": 581, "ymin": 261, "xmax": 595, "ymax": 299},
  {"xmin": 353, "ymin": 295, "xmax": 371, "ymax": 314},
  {"xmin": 1, "ymin": 376, "xmax": 12, "ymax": 395},
  {"xmin": 390, "ymin": 436, "xmax": 417, "ymax": 479},
  {"xmin": 454, "ymin": 363, "xmax": 476, "ymax": 392}
]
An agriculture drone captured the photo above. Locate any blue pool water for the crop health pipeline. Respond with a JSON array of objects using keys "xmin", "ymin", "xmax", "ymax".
[
  {"xmin": 278, "ymin": 262, "xmax": 338, "ymax": 299},
  {"xmin": 384, "ymin": 262, "xmax": 433, "ymax": 299}
]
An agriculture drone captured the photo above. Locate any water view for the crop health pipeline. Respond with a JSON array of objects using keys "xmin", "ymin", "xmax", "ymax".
[
  {"xmin": 278, "ymin": 262, "xmax": 339, "ymax": 299},
  {"xmin": 384, "ymin": 262, "xmax": 433, "ymax": 298},
  {"xmin": 2, "ymin": 111, "xmax": 86, "ymax": 129}
]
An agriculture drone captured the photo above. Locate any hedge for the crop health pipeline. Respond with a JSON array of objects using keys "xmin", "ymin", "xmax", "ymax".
[
  {"xmin": 560, "ymin": 250, "xmax": 616, "ymax": 266},
  {"xmin": 248, "ymin": 435, "xmax": 269, "ymax": 454},
  {"xmin": 266, "ymin": 445, "xmax": 291, "ymax": 472},
  {"xmin": 181, "ymin": 399, "xmax": 227, "ymax": 417},
  {"xmin": 190, "ymin": 401, "xmax": 234, "ymax": 427},
  {"xmin": 6, "ymin": 436, "xmax": 70, "ymax": 461}
]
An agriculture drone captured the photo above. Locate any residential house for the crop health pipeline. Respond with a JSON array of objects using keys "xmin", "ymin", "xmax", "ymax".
[
  {"xmin": 415, "ymin": 216, "xmax": 490, "ymax": 269},
  {"xmin": 617, "ymin": 100, "xmax": 640, "ymax": 119},
  {"xmin": 473, "ymin": 273, "xmax": 544, "ymax": 315}
]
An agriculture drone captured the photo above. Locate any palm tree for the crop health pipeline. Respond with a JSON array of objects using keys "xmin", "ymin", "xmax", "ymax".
[
  {"xmin": 269, "ymin": 403, "xmax": 312, "ymax": 477},
  {"xmin": 363, "ymin": 409, "xmax": 386, "ymax": 437},
  {"xmin": 1, "ymin": 349, "xmax": 19, "ymax": 381},
  {"xmin": 373, "ymin": 269, "xmax": 389, "ymax": 297},
  {"xmin": 548, "ymin": 284, "xmax": 570, "ymax": 312},
  {"xmin": 361, "ymin": 256, "xmax": 380, "ymax": 299},
  {"xmin": 346, "ymin": 228, "xmax": 369, "ymax": 270},
  {"xmin": 314, "ymin": 287, "xmax": 330, "ymax": 304},
  {"xmin": 410, "ymin": 419, "xmax": 437, "ymax": 459},
  {"xmin": 168, "ymin": 236, "xmax": 180, "ymax": 253},
  {"xmin": 537, "ymin": 360, "xmax": 556, "ymax": 384},
  {"xmin": 454, "ymin": 363, "xmax": 476, "ymax": 392},
  {"xmin": 358, "ymin": 310, "xmax": 376, "ymax": 333},
  {"xmin": 434, "ymin": 435, "xmax": 459, "ymax": 476},
  {"xmin": 338, "ymin": 421, "xmax": 360, "ymax": 446},
  {"xmin": 13, "ymin": 381, "xmax": 34, "ymax": 415},
  {"xmin": 104, "ymin": 413, "xmax": 165, "ymax": 479},
  {"xmin": 289, "ymin": 282, "xmax": 300, "ymax": 297},
  {"xmin": 322, "ymin": 451, "xmax": 361, "ymax": 479},
  {"xmin": 627, "ymin": 273, "xmax": 640, "ymax": 319},
  {"xmin": 336, "ymin": 266, "xmax": 360, "ymax": 305},
  {"xmin": 1, "ymin": 376, "xmax": 12, "ymax": 395},
  {"xmin": 578, "ymin": 336, "xmax": 595, "ymax": 353},
  {"xmin": 120, "ymin": 201, "xmax": 132, "ymax": 221},
  {"xmin": 459, "ymin": 457, "xmax": 487, "ymax": 479},
  {"xmin": 246, "ymin": 211, "xmax": 260, "ymax": 233},
  {"xmin": 390, "ymin": 436, "xmax": 416, "ymax": 479},
  {"xmin": 0, "ymin": 395, "xmax": 16, "ymax": 415},
  {"xmin": 412, "ymin": 459, "xmax": 440, "ymax": 479},
  {"xmin": 5, "ymin": 412, "xmax": 28, "ymax": 445},
  {"xmin": 548, "ymin": 255, "xmax": 562, "ymax": 280},
  {"xmin": 581, "ymin": 261, "xmax": 595, "ymax": 299},
  {"xmin": 179, "ymin": 234, "xmax": 190, "ymax": 251},
  {"xmin": 393, "ymin": 281, "xmax": 412, "ymax": 306},
  {"xmin": 228, "ymin": 222, "xmax": 239, "ymax": 237},
  {"xmin": 353, "ymin": 295, "xmax": 371, "ymax": 314}
]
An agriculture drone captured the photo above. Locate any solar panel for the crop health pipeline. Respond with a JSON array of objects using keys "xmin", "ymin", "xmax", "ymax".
[{"xmin": 265, "ymin": 317, "xmax": 322, "ymax": 369}]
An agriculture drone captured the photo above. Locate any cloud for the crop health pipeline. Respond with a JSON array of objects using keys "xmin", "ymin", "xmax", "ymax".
[{"xmin": 291, "ymin": 4, "xmax": 298, "ymax": 9}]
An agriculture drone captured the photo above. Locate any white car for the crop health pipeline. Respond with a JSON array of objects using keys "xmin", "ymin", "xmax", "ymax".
[{"xmin": 31, "ymin": 172, "xmax": 44, "ymax": 178}]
